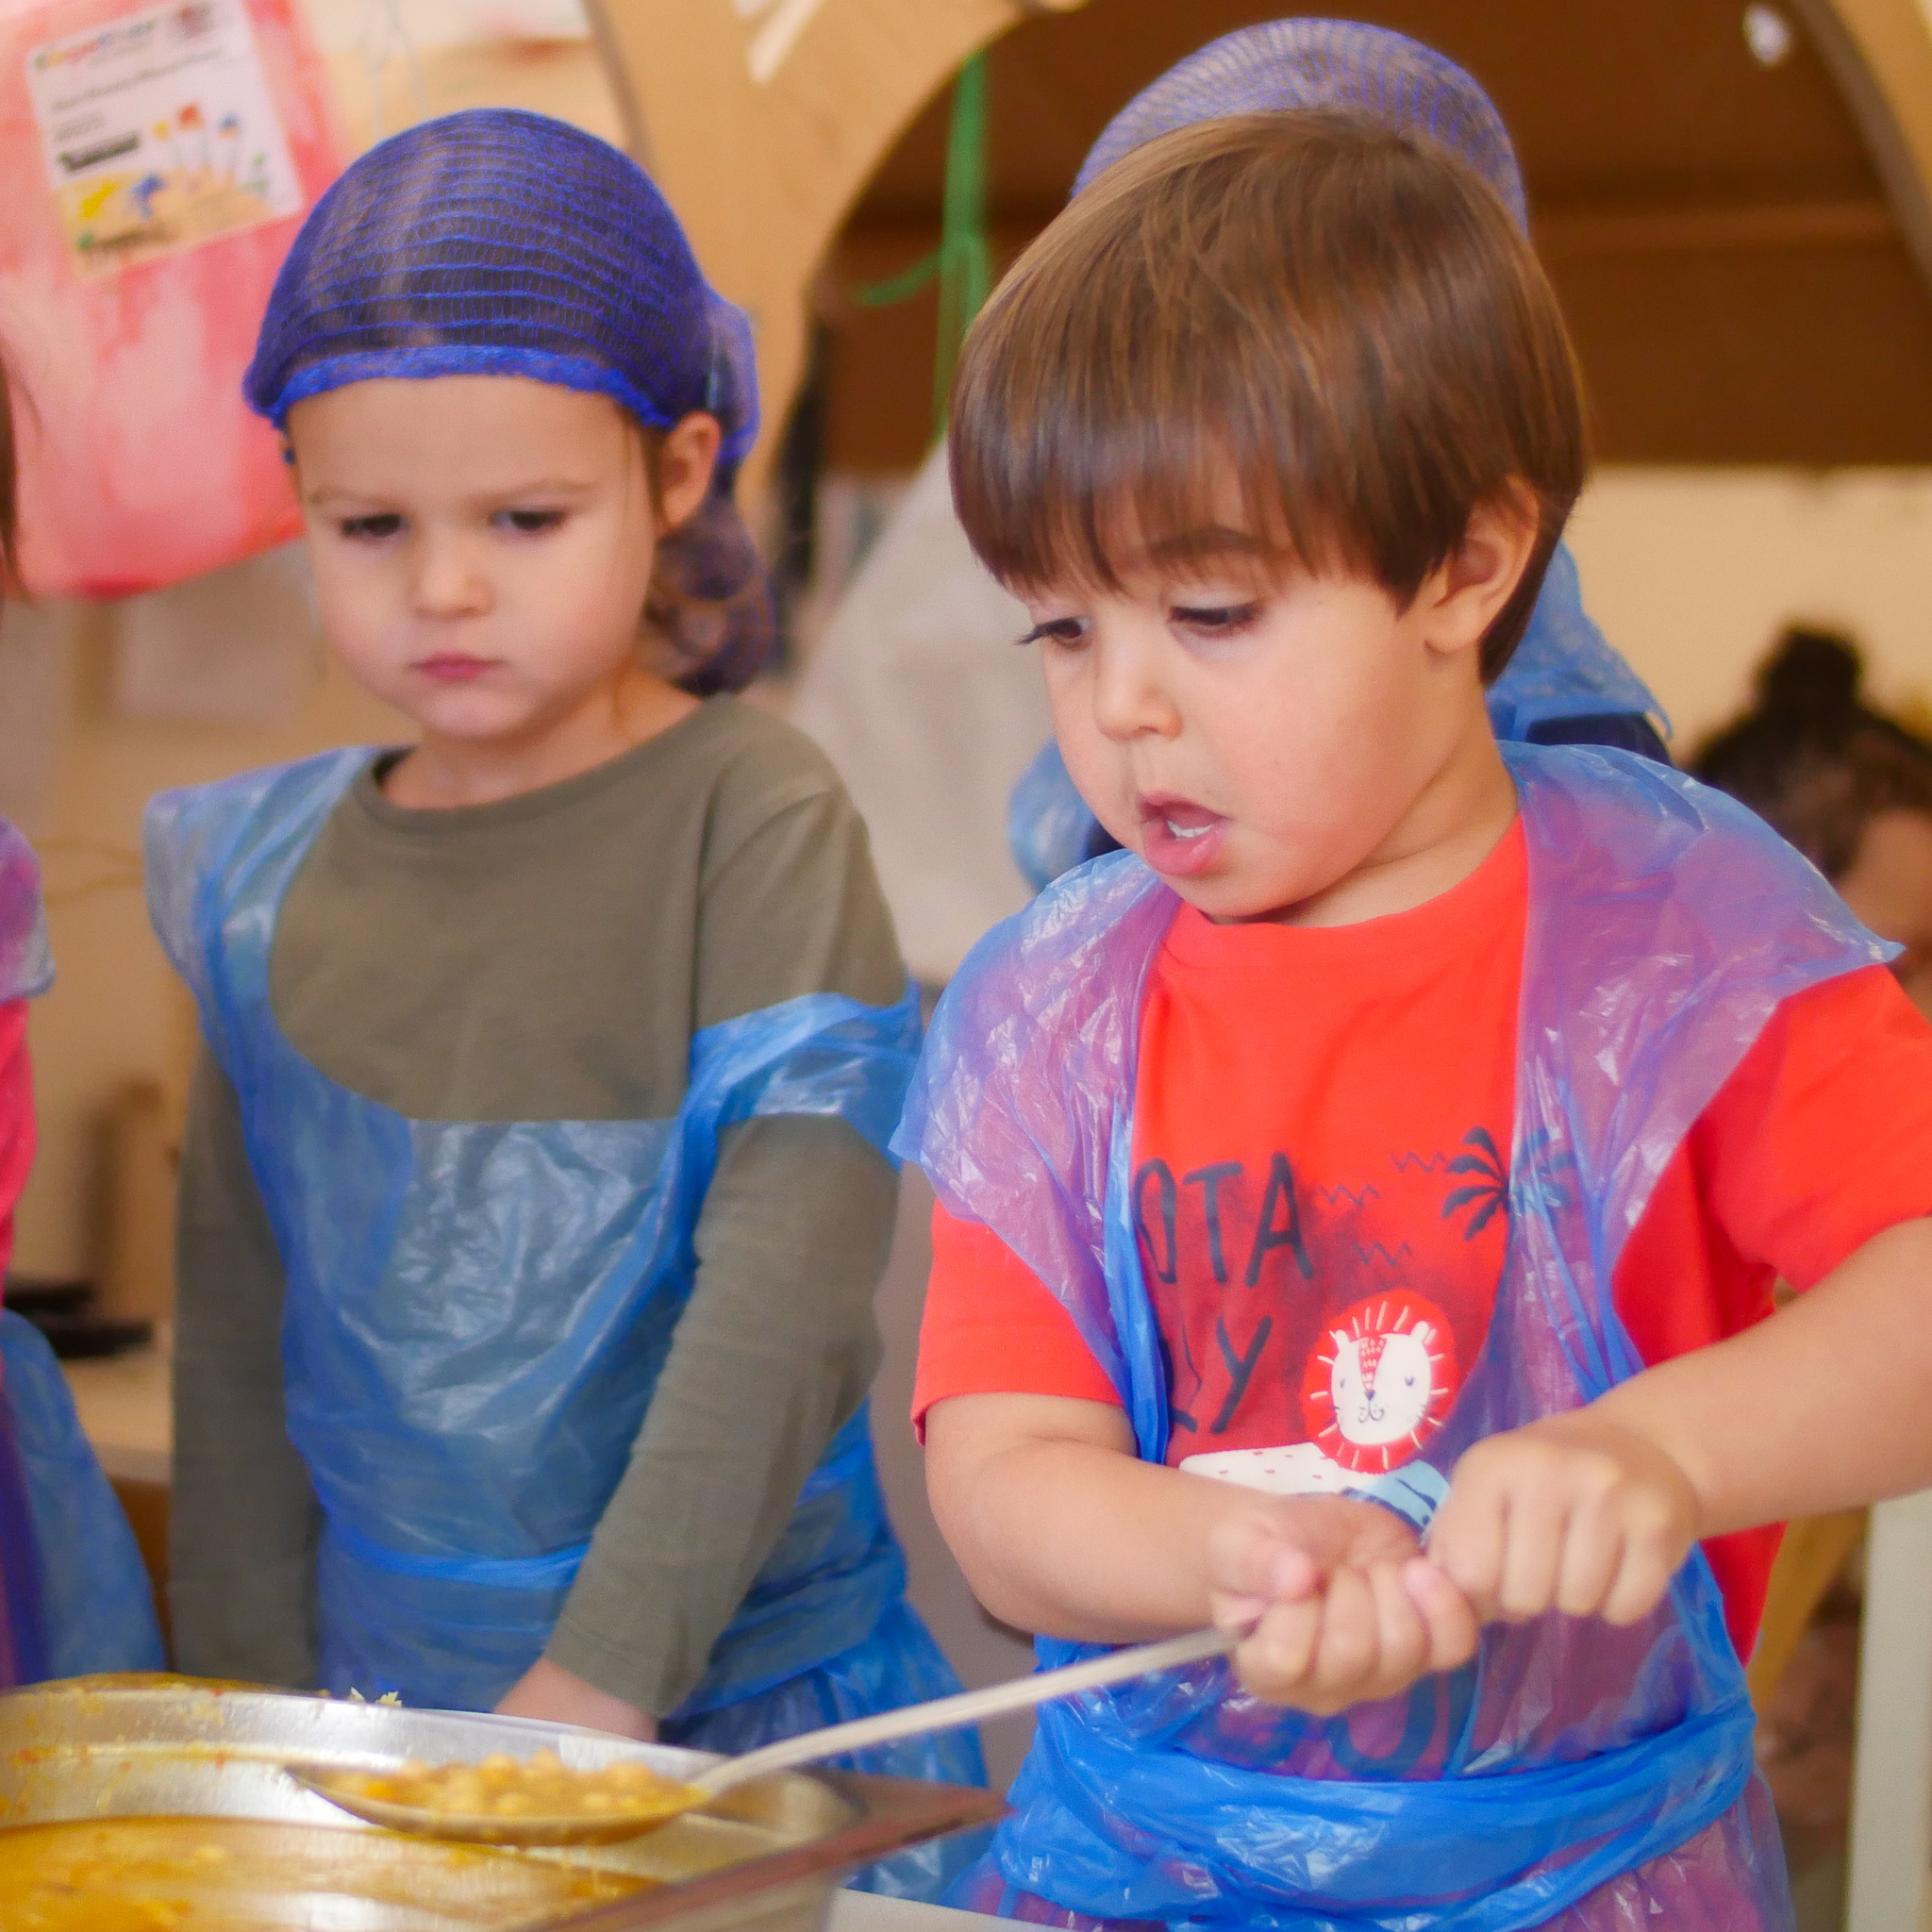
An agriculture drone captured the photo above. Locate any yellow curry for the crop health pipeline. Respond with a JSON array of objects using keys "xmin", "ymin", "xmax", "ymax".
[
  {"xmin": 0, "ymin": 1816, "xmax": 651, "ymax": 1930},
  {"xmin": 320, "ymin": 1750, "xmax": 697, "ymax": 1823}
]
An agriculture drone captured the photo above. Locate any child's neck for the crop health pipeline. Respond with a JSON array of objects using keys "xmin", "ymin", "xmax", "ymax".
[
  {"xmin": 383, "ymin": 669, "xmax": 700, "ymax": 810},
  {"xmin": 1268, "ymin": 717, "xmax": 1518, "ymax": 930}
]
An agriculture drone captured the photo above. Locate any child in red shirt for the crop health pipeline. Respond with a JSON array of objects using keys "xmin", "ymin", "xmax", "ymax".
[{"xmin": 900, "ymin": 100, "xmax": 1932, "ymax": 1932}]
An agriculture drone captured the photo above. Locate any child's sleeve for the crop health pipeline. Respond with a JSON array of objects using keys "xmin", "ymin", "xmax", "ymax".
[
  {"xmin": 1694, "ymin": 963, "xmax": 1932, "ymax": 1284},
  {"xmin": 1611, "ymin": 961, "xmax": 1932, "ymax": 1661},
  {"xmin": 169, "ymin": 1044, "xmax": 322, "ymax": 1688},
  {"xmin": 912, "ymin": 1205, "xmax": 1123, "ymax": 1437},
  {"xmin": 1622, "ymin": 962, "xmax": 1932, "ymax": 1335},
  {"xmin": 544, "ymin": 754, "xmax": 915, "ymax": 1716}
]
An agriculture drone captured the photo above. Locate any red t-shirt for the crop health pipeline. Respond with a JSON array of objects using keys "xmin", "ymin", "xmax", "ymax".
[{"xmin": 914, "ymin": 821, "xmax": 1932, "ymax": 1658}]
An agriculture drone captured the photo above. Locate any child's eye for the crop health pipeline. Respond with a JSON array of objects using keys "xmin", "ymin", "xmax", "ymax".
[
  {"xmin": 1172, "ymin": 601, "xmax": 1261, "ymax": 636},
  {"xmin": 1018, "ymin": 617, "xmax": 1090, "ymax": 650},
  {"xmin": 339, "ymin": 513, "xmax": 403, "ymax": 541},
  {"xmin": 498, "ymin": 508, "xmax": 566, "ymax": 535}
]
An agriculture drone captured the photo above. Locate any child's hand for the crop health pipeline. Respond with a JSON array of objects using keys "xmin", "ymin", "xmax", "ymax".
[
  {"xmin": 494, "ymin": 1657, "xmax": 658, "ymax": 1740},
  {"xmin": 1208, "ymin": 1495, "xmax": 1479, "ymax": 1716},
  {"xmin": 1428, "ymin": 1412, "xmax": 1699, "ymax": 1626}
]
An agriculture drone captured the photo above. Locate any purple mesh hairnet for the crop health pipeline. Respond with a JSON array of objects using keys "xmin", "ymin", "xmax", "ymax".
[
  {"xmin": 1074, "ymin": 19, "xmax": 1526, "ymax": 232},
  {"xmin": 245, "ymin": 108, "xmax": 760, "ymax": 475}
]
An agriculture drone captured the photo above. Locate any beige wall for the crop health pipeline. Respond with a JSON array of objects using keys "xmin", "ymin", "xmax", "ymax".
[
  {"xmin": 10, "ymin": 615, "xmax": 403, "ymax": 1279},
  {"xmin": 1570, "ymin": 468, "xmax": 1932, "ymax": 748},
  {"xmin": 11, "ymin": 465, "xmax": 1932, "ymax": 1277}
]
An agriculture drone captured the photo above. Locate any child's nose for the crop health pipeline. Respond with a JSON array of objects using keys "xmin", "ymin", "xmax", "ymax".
[
  {"xmin": 410, "ymin": 538, "xmax": 491, "ymax": 617},
  {"xmin": 1091, "ymin": 641, "xmax": 1180, "ymax": 741}
]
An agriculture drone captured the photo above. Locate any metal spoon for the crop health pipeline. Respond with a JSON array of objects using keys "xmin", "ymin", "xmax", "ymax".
[{"xmin": 291, "ymin": 1622, "xmax": 1239, "ymax": 1847}]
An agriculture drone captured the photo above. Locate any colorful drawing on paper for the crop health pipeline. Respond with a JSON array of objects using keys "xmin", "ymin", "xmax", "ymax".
[{"xmin": 25, "ymin": 0, "xmax": 303, "ymax": 277}]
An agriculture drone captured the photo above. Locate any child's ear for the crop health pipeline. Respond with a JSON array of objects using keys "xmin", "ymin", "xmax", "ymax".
[
  {"xmin": 656, "ymin": 412, "xmax": 724, "ymax": 531},
  {"xmin": 1421, "ymin": 484, "xmax": 1540, "ymax": 662}
]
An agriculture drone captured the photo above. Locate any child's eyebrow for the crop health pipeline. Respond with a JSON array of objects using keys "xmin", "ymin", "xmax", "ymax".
[{"xmin": 466, "ymin": 476, "xmax": 600, "ymax": 502}]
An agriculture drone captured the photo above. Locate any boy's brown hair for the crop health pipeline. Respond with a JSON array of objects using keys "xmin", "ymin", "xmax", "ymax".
[{"xmin": 950, "ymin": 110, "xmax": 1589, "ymax": 681}]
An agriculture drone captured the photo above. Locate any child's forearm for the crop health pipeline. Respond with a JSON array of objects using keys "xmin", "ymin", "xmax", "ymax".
[
  {"xmin": 1594, "ymin": 1217, "xmax": 1932, "ymax": 1537},
  {"xmin": 924, "ymin": 1392, "xmax": 1407, "ymax": 1643},
  {"xmin": 927, "ymin": 1399, "xmax": 1222, "ymax": 1641}
]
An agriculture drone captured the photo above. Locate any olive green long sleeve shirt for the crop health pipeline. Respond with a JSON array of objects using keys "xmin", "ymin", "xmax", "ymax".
[{"xmin": 169, "ymin": 698, "xmax": 907, "ymax": 1715}]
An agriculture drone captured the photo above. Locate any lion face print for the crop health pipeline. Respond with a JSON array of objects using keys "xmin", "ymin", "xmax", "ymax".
[{"xmin": 1302, "ymin": 1291, "xmax": 1458, "ymax": 1474}]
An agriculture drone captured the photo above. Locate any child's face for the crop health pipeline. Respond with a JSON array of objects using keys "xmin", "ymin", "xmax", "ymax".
[
  {"xmin": 1839, "ymin": 808, "xmax": 1932, "ymax": 1019},
  {"xmin": 1024, "ymin": 499, "xmax": 1530, "ymax": 924},
  {"xmin": 288, "ymin": 377, "xmax": 715, "ymax": 746}
]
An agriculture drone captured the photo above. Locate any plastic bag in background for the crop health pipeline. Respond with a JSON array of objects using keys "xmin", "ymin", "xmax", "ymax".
[
  {"xmin": 0, "ymin": 820, "xmax": 53, "ymax": 1006},
  {"xmin": 0, "ymin": 0, "xmax": 345, "ymax": 598},
  {"xmin": 791, "ymin": 444, "xmax": 1047, "ymax": 986},
  {"xmin": 0, "ymin": 1309, "xmax": 166, "ymax": 1680}
]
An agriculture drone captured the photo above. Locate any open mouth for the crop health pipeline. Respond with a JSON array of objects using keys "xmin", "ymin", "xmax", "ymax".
[{"xmin": 1138, "ymin": 795, "xmax": 1227, "ymax": 876}]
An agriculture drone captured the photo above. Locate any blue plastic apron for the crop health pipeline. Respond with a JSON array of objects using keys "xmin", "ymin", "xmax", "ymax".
[
  {"xmin": 0, "ymin": 1310, "xmax": 167, "ymax": 1682},
  {"xmin": 900, "ymin": 744, "xmax": 1891, "ymax": 1929},
  {"xmin": 1008, "ymin": 545, "xmax": 1667, "ymax": 892},
  {"xmin": 0, "ymin": 818, "xmax": 164, "ymax": 1690},
  {"xmin": 145, "ymin": 751, "xmax": 984, "ymax": 1897}
]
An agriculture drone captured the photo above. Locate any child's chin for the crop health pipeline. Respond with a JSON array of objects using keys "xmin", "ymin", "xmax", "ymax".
[
  {"xmin": 1164, "ymin": 849, "xmax": 1341, "ymax": 924},
  {"xmin": 397, "ymin": 692, "xmax": 530, "ymax": 740},
  {"xmin": 1166, "ymin": 874, "xmax": 1288, "ymax": 924}
]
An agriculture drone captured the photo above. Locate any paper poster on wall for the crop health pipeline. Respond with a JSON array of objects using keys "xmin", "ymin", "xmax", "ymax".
[{"xmin": 25, "ymin": 0, "xmax": 303, "ymax": 278}]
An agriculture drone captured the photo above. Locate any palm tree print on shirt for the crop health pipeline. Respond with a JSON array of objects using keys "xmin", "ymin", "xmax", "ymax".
[{"xmin": 1441, "ymin": 1126, "xmax": 1508, "ymax": 1240}]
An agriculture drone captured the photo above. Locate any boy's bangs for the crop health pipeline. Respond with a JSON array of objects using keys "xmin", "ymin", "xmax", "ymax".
[
  {"xmin": 965, "ymin": 381, "xmax": 1329, "ymax": 598},
  {"xmin": 950, "ymin": 172, "xmax": 1349, "ymax": 598},
  {"xmin": 949, "ymin": 111, "xmax": 1587, "ymax": 672}
]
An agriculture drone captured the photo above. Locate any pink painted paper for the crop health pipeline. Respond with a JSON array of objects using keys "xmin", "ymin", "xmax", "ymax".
[{"xmin": 0, "ymin": 0, "xmax": 346, "ymax": 598}]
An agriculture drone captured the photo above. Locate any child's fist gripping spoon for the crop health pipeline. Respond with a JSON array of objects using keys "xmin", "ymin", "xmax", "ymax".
[
  {"xmin": 291, "ymin": 1624, "xmax": 1241, "ymax": 1847},
  {"xmin": 1209, "ymin": 1497, "xmax": 1481, "ymax": 1716}
]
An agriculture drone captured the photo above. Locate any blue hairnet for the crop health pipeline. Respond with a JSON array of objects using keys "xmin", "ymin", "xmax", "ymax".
[
  {"xmin": 245, "ymin": 108, "xmax": 759, "ymax": 475},
  {"xmin": 1062, "ymin": 19, "xmax": 1666, "ymax": 757},
  {"xmin": 1074, "ymin": 19, "xmax": 1526, "ymax": 231}
]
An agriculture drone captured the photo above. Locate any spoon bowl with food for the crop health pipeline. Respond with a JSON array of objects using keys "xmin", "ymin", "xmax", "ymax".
[
  {"xmin": 291, "ymin": 1750, "xmax": 706, "ymax": 1846},
  {"xmin": 290, "ymin": 1624, "xmax": 1241, "ymax": 1849}
]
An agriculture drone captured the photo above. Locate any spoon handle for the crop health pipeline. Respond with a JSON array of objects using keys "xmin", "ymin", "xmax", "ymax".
[{"xmin": 691, "ymin": 1624, "xmax": 1239, "ymax": 1797}]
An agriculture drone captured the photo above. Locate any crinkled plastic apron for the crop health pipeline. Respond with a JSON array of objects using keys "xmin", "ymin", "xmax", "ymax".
[
  {"xmin": 901, "ymin": 745, "xmax": 1891, "ymax": 1930},
  {"xmin": 1008, "ymin": 546, "xmax": 1664, "ymax": 891},
  {"xmin": 0, "ymin": 821, "xmax": 164, "ymax": 1688},
  {"xmin": 145, "ymin": 751, "xmax": 984, "ymax": 1885}
]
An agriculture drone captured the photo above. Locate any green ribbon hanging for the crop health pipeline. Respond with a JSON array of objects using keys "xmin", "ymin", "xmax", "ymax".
[{"xmin": 849, "ymin": 50, "xmax": 993, "ymax": 442}]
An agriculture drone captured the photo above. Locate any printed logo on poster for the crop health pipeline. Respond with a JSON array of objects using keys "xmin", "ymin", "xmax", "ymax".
[{"xmin": 25, "ymin": 0, "xmax": 303, "ymax": 277}]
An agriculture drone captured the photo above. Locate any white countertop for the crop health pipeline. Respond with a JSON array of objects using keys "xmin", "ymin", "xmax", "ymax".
[
  {"xmin": 830, "ymin": 1890, "xmax": 1002, "ymax": 1932},
  {"xmin": 60, "ymin": 1330, "xmax": 173, "ymax": 1485}
]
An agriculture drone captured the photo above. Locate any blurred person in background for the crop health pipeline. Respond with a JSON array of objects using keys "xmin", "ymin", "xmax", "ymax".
[
  {"xmin": 0, "ymin": 342, "xmax": 164, "ymax": 1688},
  {"xmin": 1695, "ymin": 624, "xmax": 1932, "ymax": 1881},
  {"xmin": 1698, "ymin": 626, "xmax": 1932, "ymax": 1018}
]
